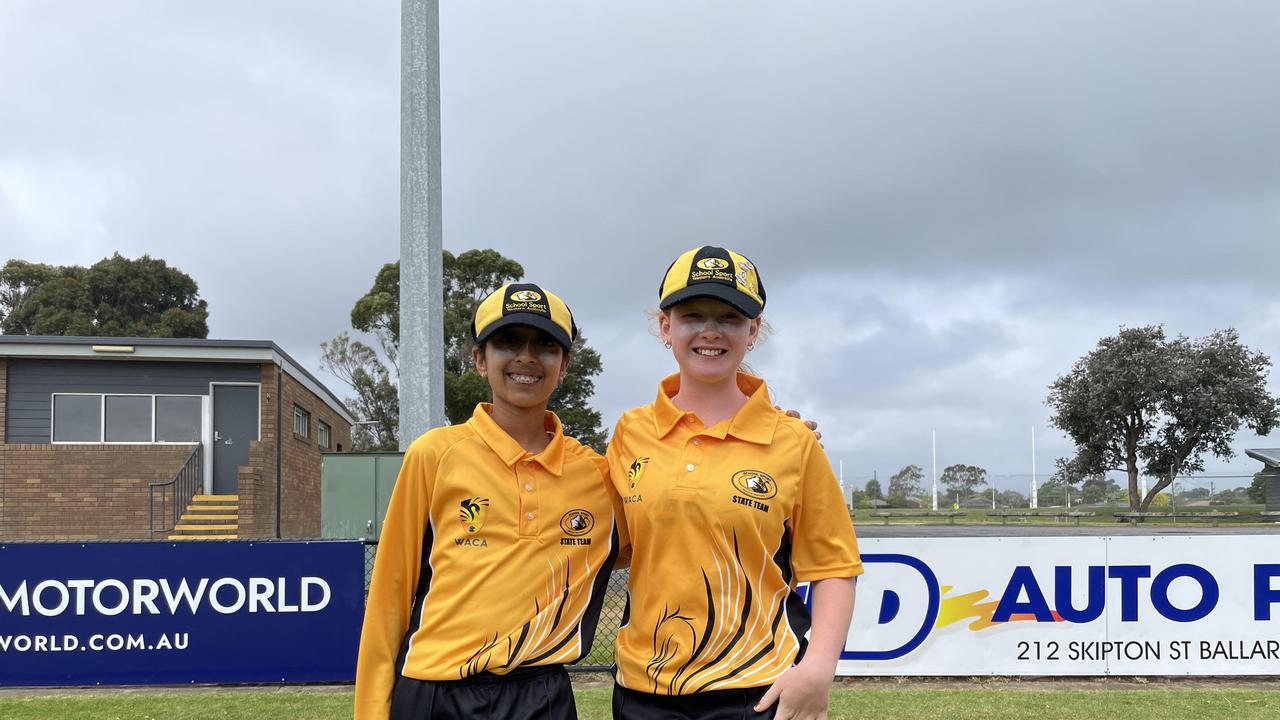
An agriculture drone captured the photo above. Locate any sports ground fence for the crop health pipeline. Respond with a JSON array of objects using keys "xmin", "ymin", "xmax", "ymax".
[{"xmin": 6, "ymin": 535, "xmax": 1276, "ymax": 684}]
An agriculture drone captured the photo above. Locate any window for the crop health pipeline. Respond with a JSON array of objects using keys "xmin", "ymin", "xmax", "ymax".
[
  {"xmin": 317, "ymin": 421, "xmax": 331, "ymax": 449},
  {"xmin": 53, "ymin": 395, "xmax": 101, "ymax": 442},
  {"xmin": 293, "ymin": 405, "xmax": 310, "ymax": 438},
  {"xmin": 52, "ymin": 393, "xmax": 203, "ymax": 443},
  {"xmin": 105, "ymin": 395, "xmax": 152, "ymax": 442},
  {"xmin": 156, "ymin": 396, "xmax": 202, "ymax": 442}
]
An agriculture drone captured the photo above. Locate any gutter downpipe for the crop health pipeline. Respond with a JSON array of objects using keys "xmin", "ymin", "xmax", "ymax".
[{"xmin": 275, "ymin": 366, "xmax": 283, "ymax": 538}]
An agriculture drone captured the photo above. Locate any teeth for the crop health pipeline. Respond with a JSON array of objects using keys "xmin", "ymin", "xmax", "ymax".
[
  {"xmin": 694, "ymin": 348, "xmax": 726, "ymax": 356},
  {"xmin": 508, "ymin": 374, "xmax": 540, "ymax": 385}
]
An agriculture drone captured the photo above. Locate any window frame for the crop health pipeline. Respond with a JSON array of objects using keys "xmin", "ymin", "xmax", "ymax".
[
  {"xmin": 317, "ymin": 420, "xmax": 331, "ymax": 450},
  {"xmin": 293, "ymin": 404, "xmax": 310, "ymax": 439},
  {"xmin": 50, "ymin": 392, "xmax": 205, "ymax": 445}
]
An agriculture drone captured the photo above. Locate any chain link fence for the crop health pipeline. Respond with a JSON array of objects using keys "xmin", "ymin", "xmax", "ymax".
[{"xmin": 363, "ymin": 540, "xmax": 625, "ymax": 671}]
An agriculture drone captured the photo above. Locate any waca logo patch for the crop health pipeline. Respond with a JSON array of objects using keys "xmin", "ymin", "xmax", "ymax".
[
  {"xmin": 459, "ymin": 497, "xmax": 490, "ymax": 534},
  {"xmin": 628, "ymin": 457, "xmax": 650, "ymax": 490}
]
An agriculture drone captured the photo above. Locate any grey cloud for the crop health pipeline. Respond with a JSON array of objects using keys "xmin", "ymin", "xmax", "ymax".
[{"xmin": 3, "ymin": 1, "xmax": 1278, "ymax": 488}]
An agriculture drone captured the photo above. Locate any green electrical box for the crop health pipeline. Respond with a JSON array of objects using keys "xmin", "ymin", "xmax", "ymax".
[{"xmin": 321, "ymin": 452, "xmax": 404, "ymax": 539}]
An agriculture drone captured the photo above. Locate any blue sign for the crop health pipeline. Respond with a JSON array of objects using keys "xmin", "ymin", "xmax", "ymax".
[{"xmin": 0, "ymin": 541, "xmax": 364, "ymax": 686}]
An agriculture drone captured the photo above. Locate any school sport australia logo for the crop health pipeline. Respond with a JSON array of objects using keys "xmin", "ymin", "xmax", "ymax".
[
  {"xmin": 627, "ymin": 457, "xmax": 650, "ymax": 490},
  {"xmin": 730, "ymin": 470, "xmax": 776, "ymax": 513},
  {"xmin": 562, "ymin": 509, "xmax": 593, "ymax": 534},
  {"xmin": 690, "ymin": 256, "xmax": 736, "ymax": 285},
  {"xmin": 731, "ymin": 470, "xmax": 777, "ymax": 499},
  {"xmin": 559, "ymin": 509, "xmax": 594, "ymax": 546},
  {"xmin": 504, "ymin": 287, "xmax": 551, "ymax": 315},
  {"xmin": 459, "ymin": 497, "xmax": 490, "ymax": 533}
]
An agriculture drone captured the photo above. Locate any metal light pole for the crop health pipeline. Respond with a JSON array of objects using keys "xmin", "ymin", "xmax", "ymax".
[
  {"xmin": 399, "ymin": 0, "xmax": 446, "ymax": 449},
  {"xmin": 1030, "ymin": 425, "xmax": 1038, "ymax": 509},
  {"xmin": 931, "ymin": 430, "xmax": 938, "ymax": 511}
]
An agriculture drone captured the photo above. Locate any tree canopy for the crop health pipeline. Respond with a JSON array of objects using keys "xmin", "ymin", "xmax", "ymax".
[
  {"xmin": 864, "ymin": 478, "xmax": 883, "ymax": 500},
  {"xmin": 0, "ymin": 254, "xmax": 209, "ymax": 338},
  {"xmin": 1047, "ymin": 325, "xmax": 1279, "ymax": 512},
  {"xmin": 322, "ymin": 249, "xmax": 608, "ymax": 452},
  {"xmin": 940, "ymin": 464, "xmax": 987, "ymax": 503},
  {"xmin": 887, "ymin": 464, "xmax": 924, "ymax": 505}
]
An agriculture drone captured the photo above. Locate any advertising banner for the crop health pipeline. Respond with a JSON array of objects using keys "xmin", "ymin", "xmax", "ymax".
[
  {"xmin": 836, "ymin": 536, "xmax": 1280, "ymax": 675},
  {"xmin": 0, "ymin": 540, "xmax": 365, "ymax": 686}
]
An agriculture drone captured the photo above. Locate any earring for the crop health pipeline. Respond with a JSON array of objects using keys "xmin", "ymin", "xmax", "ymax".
[
  {"xmin": 664, "ymin": 341, "xmax": 672, "ymax": 349},
  {"xmin": 747, "ymin": 343, "xmax": 755, "ymax": 351}
]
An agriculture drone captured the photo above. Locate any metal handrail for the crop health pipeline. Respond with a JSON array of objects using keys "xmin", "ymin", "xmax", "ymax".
[{"xmin": 149, "ymin": 444, "xmax": 203, "ymax": 538}]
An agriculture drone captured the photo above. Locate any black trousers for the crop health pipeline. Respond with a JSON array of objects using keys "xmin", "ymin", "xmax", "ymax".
[
  {"xmin": 390, "ymin": 664, "xmax": 577, "ymax": 720},
  {"xmin": 612, "ymin": 683, "xmax": 777, "ymax": 720}
]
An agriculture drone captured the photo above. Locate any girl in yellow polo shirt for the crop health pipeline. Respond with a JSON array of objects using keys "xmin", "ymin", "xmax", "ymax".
[
  {"xmin": 356, "ymin": 284, "xmax": 622, "ymax": 720},
  {"xmin": 606, "ymin": 247, "xmax": 861, "ymax": 720}
]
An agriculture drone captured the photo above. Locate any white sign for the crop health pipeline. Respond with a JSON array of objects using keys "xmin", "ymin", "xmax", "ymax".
[{"xmin": 836, "ymin": 536, "xmax": 1280, "ymax": 675}]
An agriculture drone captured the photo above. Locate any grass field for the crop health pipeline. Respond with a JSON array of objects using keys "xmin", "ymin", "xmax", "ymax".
[{"xmin": 3, "ymin": 686, "xmax": 1279, "ymax": 720}]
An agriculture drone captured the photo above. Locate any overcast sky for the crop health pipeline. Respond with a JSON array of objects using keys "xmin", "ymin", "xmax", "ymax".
[{"xmin": 3, "ymin": 1, "xmax": 1280, "ymax": 492}]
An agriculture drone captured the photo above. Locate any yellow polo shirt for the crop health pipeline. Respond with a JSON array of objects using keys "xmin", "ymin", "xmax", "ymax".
[
  {"xmin": 355, "ymin": 404, "xmax": 621, "ymax": 719},
  {"xmin": 606, "ymin": 373, "xmax": 861, "ymax": 695}
]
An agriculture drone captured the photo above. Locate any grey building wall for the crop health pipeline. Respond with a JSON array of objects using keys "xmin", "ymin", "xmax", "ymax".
[
  {"xmin": 5, "ymin": 359, "xmax": 261, "ymax": 444},
  {"xmin": 1265, "ymin": 473, "xmax": 1280, "ymax": 513}
]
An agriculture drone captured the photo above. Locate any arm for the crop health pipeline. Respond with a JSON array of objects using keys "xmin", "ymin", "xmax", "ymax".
[
  {"xmin": 755, "ymin": 577, "xmax": 855, "ymax": 718},
  {"xmin": 757, "ymin": 433, "xmax": 861, "ymax": 718},
  {"xmin": 354, "ymin": 442, "xmax": 434, "ymax": 720},
  {"xmin": 602, "ymin": 420, "xmax": 633, "ymax": 569}
]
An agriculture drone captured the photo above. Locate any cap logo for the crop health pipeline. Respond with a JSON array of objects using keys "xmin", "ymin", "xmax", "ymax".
[
  {"xmin": 505, "ymin": 287, "xmax": 550, "ymax": 316},
  {"xmin": 731, "ymin": 470, "xmax": 777, "ymax": 500},
  {"xmin": 689, "ymin": 261, "xmax": 736, "ymax": 285}
]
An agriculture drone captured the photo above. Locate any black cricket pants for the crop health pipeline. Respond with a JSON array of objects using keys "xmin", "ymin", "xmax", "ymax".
[
  {"xmin": 612, "ymin": 683, "xmax": 777, "ymax": 720},
  {"xmin": 390, "ymin": 664, "xmax": 577, "ymax": 720}
]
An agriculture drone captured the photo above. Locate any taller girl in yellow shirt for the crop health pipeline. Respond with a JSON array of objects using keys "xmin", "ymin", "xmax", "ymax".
[{"xmin": 606, "ymin": 247, "xmax": 862, "ymax": 720}]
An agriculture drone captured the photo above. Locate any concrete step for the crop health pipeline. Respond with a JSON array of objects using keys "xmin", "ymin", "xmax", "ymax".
[
  {"xmin": 192, "ymin": 494, "xmax": 239, "ymax": 503},
  {"xmin": 180, "ymin": 514, "xmax": 238, "ymax": 522},
  {"xmin": 173, "ymin": 524, "xmax": 238, "ymax": 532},
  {"xmin": 167, "ymin": 534, "xmax": 238, "ymax": 540},
  {"xmin": 186, "ymin": 505, "xmax": 238, "ymax": 512}
]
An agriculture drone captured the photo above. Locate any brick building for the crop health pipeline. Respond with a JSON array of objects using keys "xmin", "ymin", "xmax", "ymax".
[{"xmin": 0, "ymin": 336, "xmax": 352, "ymax": 541}]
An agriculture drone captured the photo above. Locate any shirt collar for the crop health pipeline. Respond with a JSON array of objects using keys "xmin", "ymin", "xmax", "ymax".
[
  {"xmin": 652, "ymin": 372, "xmax": 778, "ymax": 445},
  {"xmin": 467, "ymin": 403, "xmax": 566, "ymax": 476}
]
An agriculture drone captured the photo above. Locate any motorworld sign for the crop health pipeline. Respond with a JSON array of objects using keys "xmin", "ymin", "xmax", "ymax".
[
  {"xmin": 0, "ymin": 541, "xmax": 364, "ymax": 685},
  {"xmin": 833, "ymin": 536, "xmax": 1280, "ymax": 675}
]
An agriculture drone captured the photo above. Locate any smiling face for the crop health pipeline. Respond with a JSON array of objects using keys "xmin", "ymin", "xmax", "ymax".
[
  {"xmin": 473, "ymin": 325, "xmax": 570, "ymax": 412},
  {"xmin": 659, "ymin": 297, "xmax": 761, "ymax": 386}
]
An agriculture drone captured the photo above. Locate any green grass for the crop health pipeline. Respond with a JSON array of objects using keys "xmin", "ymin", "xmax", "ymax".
[
  {"xmin": 0, "ymin": 689, "xmax": 352, "ymax": 720},
  {"xmin": 3, "ymin": 687, "xmax": 1279, "ymax": 720}
]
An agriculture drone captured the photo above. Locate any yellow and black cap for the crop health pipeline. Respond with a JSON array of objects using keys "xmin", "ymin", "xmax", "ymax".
[
  {"xmin": 658, "ymin": 246, "xmax": 766, "ymax": 318},
  {"xmin": 472, "ymin": 283, "xmax": 577, "ymax": 351}
]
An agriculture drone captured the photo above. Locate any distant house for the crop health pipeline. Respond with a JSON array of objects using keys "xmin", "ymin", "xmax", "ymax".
[
  {"xmin": 0, "ymin": 336, "xmax": 352, "ymax": 541},
  {"xmin": 1245, "ymin": 448, "xmax": 1280, "ymax": 512}
]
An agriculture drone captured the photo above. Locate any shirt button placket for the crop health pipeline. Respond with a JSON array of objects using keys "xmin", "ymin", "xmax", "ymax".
[
  {"xmin": 518, "ymin": 459, "xmax": 539, "ymax": 539},
  {"xmin": 680, "ymin": 433, "xmax": 704, "ymax": 490}
]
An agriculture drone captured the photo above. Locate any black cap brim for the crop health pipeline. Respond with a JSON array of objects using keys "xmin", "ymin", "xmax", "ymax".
[
  {"xmin": 474, "ymin": 313, "xmax": 574, "ymax": 351},
  {"xmin": 659, "ymin": 284, "xmax": 763, "ymax": 319}
]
